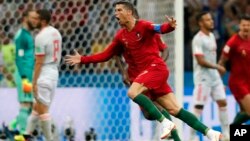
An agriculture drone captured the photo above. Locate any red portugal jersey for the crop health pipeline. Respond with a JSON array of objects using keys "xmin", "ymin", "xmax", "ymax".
[
  {"xmin": 81, "ymin": 19, "xmax": 174, "ymax": 80},
  {"xmin": 222, "ymin": 34, "xmax": 250, "ymax": 81}
]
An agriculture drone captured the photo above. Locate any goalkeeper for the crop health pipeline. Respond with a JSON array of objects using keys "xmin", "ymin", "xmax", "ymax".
[{"xmin": 11, "ymin": 9, "xmax": 38, "ymax": 133}]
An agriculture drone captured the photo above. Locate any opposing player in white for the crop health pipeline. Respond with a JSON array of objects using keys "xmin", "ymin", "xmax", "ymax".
[
  {"xmin": 26, "ymin": 9, "xmax": 62, "ymax": 141},
  {"xmin": 190, "ymin": 12, "xmax": 229, "ymax": 141}
]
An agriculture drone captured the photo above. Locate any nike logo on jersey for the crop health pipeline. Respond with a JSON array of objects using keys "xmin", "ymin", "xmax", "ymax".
[{"xmin": 138, "ymin": 70, "xmax": 148, "ymax": 77}]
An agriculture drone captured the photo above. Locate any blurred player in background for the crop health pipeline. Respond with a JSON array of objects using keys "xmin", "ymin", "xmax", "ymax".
[
  {"xmin": 114, "ymin": 8, "xmax": 181, "ymax": 141},
  {"xmin": 219, "ymin": 15, "xmax": 250, "ymax": 125},
  {"xmin": 11, "ymin": 9, "xmax": 39, "ymax": 133},
  {"xmin": 66, "ymin": 1, "xmax": 222, "ymax": 140},
  {"xmin": 24, "ymin": 9, "xmax": 62, "ymax": 141},
  {"xmin": 1, "ymin": 39, "xmax": 16, "ymax": 88},
  {"xmin": 190, "ymin": 11, "xmax": 229, "ymax": 141},
  {"xmin": 0, "ymin": 44, "xmax": 4, "ymax": 86}
]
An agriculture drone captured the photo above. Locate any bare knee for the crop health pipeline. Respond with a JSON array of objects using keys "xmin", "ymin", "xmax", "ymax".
[
  {"xmin": 127, "ymin": 89, "xmax": 138, "ymax": 99},
  {"xmin": 36, "ymin": 101, "xmax": 49, "ymax": 115},
  {"xmin": 127, "ymin": 82, "xmax": 148, "ymax": 99},
  {"xmin": 156, "ymin": 93, "xmax": 181, "ymax": 116},
  {"xmin": 216, "ymin": 99, "xmax": 227, "ymax": 107}
]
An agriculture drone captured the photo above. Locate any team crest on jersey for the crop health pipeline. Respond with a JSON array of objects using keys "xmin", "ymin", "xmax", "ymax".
[
  {"xmin": 242, "ymin": 50, "xmax": 247, "ymax": 57},
  {"xmin": 135, "ymin": 32, "xmax": 142, "ymax": 41},
  {"xmin": 136, "ymin": 32, "xmax": 141, "ymax": 38}
]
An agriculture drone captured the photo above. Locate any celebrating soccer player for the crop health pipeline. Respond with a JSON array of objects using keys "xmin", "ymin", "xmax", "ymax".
[
  {"xmin": 219, "ymin": 15, "xmax": 250, "ymax": 125},
  {"xmin": 113, "ymin": 7, "xmax": 180, "ymax": 141},
  {"xmin": 65, "ymin": 1, "xmax": 221, "ymax": 140}
]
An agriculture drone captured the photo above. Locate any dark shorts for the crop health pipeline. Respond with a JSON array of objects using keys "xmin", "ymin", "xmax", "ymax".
[{"xmin": 133, "ymin": 63, "xmax": 173, "ymax": 101}]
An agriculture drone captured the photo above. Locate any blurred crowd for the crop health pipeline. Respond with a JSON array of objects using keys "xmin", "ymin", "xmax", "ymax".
[{"xmin": 184, "ymin": 0, "xmax": 250, "ymax": 70}]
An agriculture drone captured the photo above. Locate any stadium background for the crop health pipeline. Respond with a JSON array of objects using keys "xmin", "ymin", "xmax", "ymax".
[{"xmin": 0, "ymin": 0, "xmax": 249, "ymax": 141}]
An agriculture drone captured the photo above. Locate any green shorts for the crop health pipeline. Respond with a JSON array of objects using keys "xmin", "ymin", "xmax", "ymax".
[{"xmin": 14, "ymin": 70, "xmax": 33, "ymax": 103}]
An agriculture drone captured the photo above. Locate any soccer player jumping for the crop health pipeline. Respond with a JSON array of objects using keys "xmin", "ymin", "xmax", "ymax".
[
  {"xmin": 65, "ymin": 1, "xmax": 221, "ymax": 140},
  {"xmin": 114, "ymin": 7, "xmax": 181, "ymax": 141}
]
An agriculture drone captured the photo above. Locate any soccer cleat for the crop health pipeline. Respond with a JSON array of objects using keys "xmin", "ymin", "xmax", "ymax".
[
  {"xmin": 160, "ymin": 119, "xmax": 176, "ymax": 139},
  {"xmin": 14, "ymin": 135, "xmax": 25, "ymax": 141},
  {"xmin": 14, "ymin": 134, "xmax": 33, "ymax": 141},
  {"xmin": 206, "ymin": 129, "xmax": 222, "ymax": 141}
]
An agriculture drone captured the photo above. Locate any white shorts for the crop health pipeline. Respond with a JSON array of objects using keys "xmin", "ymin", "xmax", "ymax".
[
  {"xmin": 37, "ymin": 77, "xmax": 57, "ymax": 106},
  {"xmin": 193, "ymin": 81, "xmax": 226, "ymax": 105}
]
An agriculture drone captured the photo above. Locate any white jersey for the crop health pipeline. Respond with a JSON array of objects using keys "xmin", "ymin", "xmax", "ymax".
[
  {"xmin": 192, "ymin": 31, "xmax": 221, "ymax": 86},
  {"xmin": 35, "ymin": 26, "xmax": 62, "ymax": 80}
]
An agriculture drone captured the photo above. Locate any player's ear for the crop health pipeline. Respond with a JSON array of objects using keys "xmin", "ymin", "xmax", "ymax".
[{"xmin": 127, "ymin": 9, "xmax": 133, "ymax": 16}]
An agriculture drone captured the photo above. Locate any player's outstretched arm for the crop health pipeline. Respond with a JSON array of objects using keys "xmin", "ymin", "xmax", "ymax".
[
  {"xmin": 65, "ymin": 50, "xmax": 81, "ymax": 66},
  {"xmin": 65, "ymin": 42, "xmax": 120, "ymax": 66},
  {"xmin": 150, "ymin": 16, "xmax": 177, "ymax": 34},
  {"xmin": 165, "ymin": 16, "xmax": 177, "ymax": 29}
]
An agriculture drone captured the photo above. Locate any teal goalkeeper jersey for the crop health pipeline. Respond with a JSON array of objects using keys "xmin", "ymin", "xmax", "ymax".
[{"xmin": 14, "ymin": 28, "xmax": 35, "ymax": 80}]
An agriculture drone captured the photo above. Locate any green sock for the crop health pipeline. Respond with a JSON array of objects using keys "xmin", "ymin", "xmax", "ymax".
[
  {"xmin": 175, "ymin": 108, "xmax": 208, "ymax": 135},
  {"xmin": 232, "ymin": 112, "xmax": 250, "ymax": 125},
  {"xmin": 161, "ymin": 109, "xmax": 181, "ymax": 141},
  {"xmin": 16, "ymin": 107, "xmax": 30, "ymax": 133},
  {"xmin": 133, "ymin": 94, "xmax": 164, "ymax": 122}
]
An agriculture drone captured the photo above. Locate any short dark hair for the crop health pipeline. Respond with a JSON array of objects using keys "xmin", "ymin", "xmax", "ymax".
[
  {"xmin": 114, "ymin": 0, "xmax": 135, "ymax": 12},
  {"xmin": 36, "ymin": 9, "xmax": 51, "ymax": 23},
  {"xmin": 196, "ymin": 11, "xmax": 210, "ymax": 22},
  {"xmin": 239, "ymin": 14, "xmax": 250, "ymax": 21}
]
